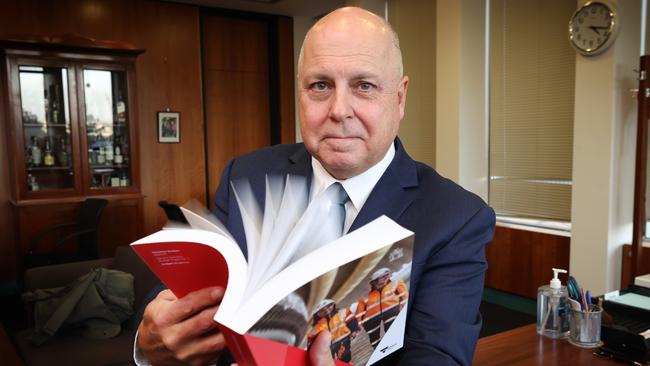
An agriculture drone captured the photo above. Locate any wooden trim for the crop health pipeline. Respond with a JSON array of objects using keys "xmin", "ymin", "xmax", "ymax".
[
  {"xmin": 9, "ymin": 193, "xmax": 144, "ymax": 207},
  {"xmin": 0, "ymin": 35, "xmax": 144, "ymax": 56},
  {"xmin": 630, "ymin": 55, "xmax": 650, "ymax": 287},
  {"xmin": 485, "ymin": 225, "xmax": 570, "ymax": 299}
]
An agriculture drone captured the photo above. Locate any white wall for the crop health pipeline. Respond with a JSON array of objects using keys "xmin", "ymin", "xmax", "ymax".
[
  {"xmin": 570, "ymin": 0, "xmax": 642, "ymax": 295},
  {"xmin": 292, "ymin": 15, "xmax": 312, "ymax": 142},
  {"xmin": 436, "ymin": 0, "xmax": 489, "ymax": 201},
  {"xmin": 388, "ymin": 0, "xmax": 437, "ymax": 168}
]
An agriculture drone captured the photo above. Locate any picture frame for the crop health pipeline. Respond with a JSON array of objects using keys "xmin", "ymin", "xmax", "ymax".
[{"xmin": 157, "ymin": 111, "xmax": 181, "ymax": 143}]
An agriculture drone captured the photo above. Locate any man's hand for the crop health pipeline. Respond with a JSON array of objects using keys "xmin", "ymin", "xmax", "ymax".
[
  {"xmin": 309, "ymin": 331, "xmax": 335, "ymax": 366},
  {"xmin": 137, "ymin": 287, "xmax": 226, "ymax": 366}
]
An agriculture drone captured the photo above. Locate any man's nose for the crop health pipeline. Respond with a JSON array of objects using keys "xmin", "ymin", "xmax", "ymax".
[{"xmin": 328, "ymin": 87, "xmax": 353, "ymax": 122}]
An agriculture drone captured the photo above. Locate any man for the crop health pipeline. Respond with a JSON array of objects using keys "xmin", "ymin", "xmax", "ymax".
[
  {"xmin": 136, "ymin": 6, "xmax": 495, "ymax": 366},
  {"xmin": 355, "ymin": 268, "xmax": 408, "ymax": 348}
]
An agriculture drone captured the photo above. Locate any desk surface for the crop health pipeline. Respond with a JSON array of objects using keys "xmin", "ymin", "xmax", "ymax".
[{"xmin": 473, "ymin": 324, "xmax": 617, "ymax": 365}]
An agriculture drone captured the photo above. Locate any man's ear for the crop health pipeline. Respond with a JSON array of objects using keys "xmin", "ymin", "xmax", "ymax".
[{"xmin": 398, "ymin": 76, "xmax": 409, "ymax": 120}]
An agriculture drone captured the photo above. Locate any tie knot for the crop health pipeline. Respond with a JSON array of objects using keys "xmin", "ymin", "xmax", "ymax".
[{"xmin": 333, "ymin": 182, "xmax": 349, "ymax": 206}]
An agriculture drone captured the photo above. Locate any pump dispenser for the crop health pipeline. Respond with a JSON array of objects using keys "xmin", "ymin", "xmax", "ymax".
[{"xmin": 536, "ymin": 268, "xmax": 570, "ymax": 338}]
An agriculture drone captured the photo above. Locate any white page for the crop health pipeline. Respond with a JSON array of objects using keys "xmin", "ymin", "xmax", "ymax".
[
  {"xmin": 231, "ymin": 180, "xmax": 262, "ymax": 274},
  {"xmin": 242, "ymin": 175, "xmax": 309, "ymax": 295},
  {"xmin": 180, "ymin": 204, "xmax": 233, "ymax": 241},
  {"xmin": 215, "ymin": 215, "xmax": 413, "ymax": 334}
]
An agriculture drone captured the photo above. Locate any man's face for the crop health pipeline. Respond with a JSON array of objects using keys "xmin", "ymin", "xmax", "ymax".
[{"xmin": 298, "ymin": 16, "xmax": 409, "ymax": 180}]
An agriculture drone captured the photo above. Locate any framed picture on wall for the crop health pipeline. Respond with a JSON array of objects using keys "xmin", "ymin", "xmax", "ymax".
[{"xmin": 157, "ymin": 111, "xmax": 180, "ymax": 143}]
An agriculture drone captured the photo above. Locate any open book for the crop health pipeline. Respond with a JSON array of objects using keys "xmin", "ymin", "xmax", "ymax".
[{"xmin": 131, "ymin": 176, "xmax": 414, "ymax": 365}]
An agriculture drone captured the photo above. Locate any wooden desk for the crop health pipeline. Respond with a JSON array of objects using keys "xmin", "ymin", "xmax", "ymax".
[{"xmin": 473, "ymin": 324, "xmax": 617, "ymax": 365}]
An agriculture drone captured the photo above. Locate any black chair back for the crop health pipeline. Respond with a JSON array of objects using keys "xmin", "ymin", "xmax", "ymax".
[
  {"xmin": 24, "ymin": 198, "xmax": 109, "ymax": 268},
  {"xmin": 76, "ymin": 198, "xmax": 109, "ymax": 258},
  {"xmin": 158, "ymin": 200, "xmax": 189, "ymax": 224}
]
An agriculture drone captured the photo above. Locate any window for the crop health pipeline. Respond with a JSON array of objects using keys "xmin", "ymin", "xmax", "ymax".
[{"xmin": 489, "ymin": 0, "xmax": 576, "ymax": 222}]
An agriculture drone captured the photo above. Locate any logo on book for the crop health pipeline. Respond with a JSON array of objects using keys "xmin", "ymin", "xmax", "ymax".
[
  {"xmin": 389, "ymin": 247, "xmax": 404, "ymax": 262},
  {"xmin": 379, "ymin": 343, "xmax": 398, "ymax": 354}
]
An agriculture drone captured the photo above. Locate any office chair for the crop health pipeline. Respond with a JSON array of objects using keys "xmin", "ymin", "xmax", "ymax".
[
  {"xmin": 24, "ymin": 198, "xmax": 109, "ymax": 268},
  {"xmin": 158, "ymin": 200, "xmax": 189, "ymax": 224}
]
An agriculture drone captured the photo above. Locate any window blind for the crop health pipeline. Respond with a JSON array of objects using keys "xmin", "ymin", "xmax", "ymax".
[{"xmin": 489, "ymin": 0, "xmax": 576, "ymax": 221}]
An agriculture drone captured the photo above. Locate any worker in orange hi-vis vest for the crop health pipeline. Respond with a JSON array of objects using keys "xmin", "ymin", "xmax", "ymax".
[
  {"xmin": 307, "ymin": 299, "xmax": 360, "ymax": 362},
  {"xmin": 356, "ymin": 268, "xmax": 409, "ymax": 348}
]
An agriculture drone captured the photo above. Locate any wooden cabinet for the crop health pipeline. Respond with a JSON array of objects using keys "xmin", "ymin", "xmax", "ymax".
[
  {"xmin": 1, "ymin": 39, "xmax": 145, "ymax": 264},
  {"xmin": 2, "ymin": 42, "xmax": 142, "ymax": 200}
]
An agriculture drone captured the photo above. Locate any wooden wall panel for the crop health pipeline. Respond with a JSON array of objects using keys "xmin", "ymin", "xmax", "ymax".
[
  {"xmin": 202, "ymin": 15, "xmax": 271, "ymax": 210},
  {"xmin": 0, "ymin": 0, "xmax": 205, "ymax": 279},
  {"xmin": 129, "ymin": 2, "xmax": 206, "ymax": 236},
  {"xmin": 277, "ymin": 16, "xmax": 296, "ymax": 145},
  {"xmin": 485, "ymin": 225, "xmax": 571, "ymax": 299},
  {"xmin": 203, "ymin": 16, "xmax": 269, "ymax": 73}
]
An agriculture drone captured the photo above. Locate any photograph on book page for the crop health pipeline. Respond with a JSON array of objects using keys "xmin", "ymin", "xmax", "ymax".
[{"xmin": 247, "ymin": 236, "xmax": 413, "ymax": 365}]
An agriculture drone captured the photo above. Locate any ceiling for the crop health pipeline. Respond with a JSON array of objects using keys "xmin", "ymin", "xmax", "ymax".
[{"xmin": 164, "ymin": 0, "xmax": 345, "ymax": 18}]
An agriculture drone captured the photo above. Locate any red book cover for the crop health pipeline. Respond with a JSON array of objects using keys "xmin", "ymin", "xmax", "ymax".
[{"xmin": 219, "ymin": 325, "xmax": 350, "ymax": 366}]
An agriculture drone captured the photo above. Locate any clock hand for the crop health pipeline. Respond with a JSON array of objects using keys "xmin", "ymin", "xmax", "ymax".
[{"xmin": 589, "ymin": 25, "xmax": 601, "ymax": 35}]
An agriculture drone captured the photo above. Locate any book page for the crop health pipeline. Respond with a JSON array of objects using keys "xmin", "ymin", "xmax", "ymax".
[
  {"xmin": 225, "ymin": 222, "xmax": 414, "ymax": 366},
  {"xmin": 180, "ymin": 200, "xmax": 234, "ymax": 241},
  {"xmin": 215, "ymin": 216, "xmax": 412, "ymax": 334},
  {"xmin": 232, "ymin": 175, "xmax": 312, "ymax": 295}
]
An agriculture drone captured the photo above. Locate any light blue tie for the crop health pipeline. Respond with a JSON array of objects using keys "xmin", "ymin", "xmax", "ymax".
[{"xmin": 332, "ymin": 182, "xmax": 349, "ymax": 235}]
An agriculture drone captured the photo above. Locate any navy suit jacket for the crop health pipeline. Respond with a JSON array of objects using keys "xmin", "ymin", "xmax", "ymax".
[{"xmin": 210, "ymin": 139, "xmax": 496, "ymax": 365}]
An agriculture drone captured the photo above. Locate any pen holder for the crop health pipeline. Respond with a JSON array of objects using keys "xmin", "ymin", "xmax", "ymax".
[{"xmin": 568, "ymin": 304, "xmax": 602, "ymax": 348}]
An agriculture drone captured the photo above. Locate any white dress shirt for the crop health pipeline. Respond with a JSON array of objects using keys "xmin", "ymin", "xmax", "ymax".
[{"xmin": 309, "ymin": 143, "xmax": 395, "ymax": 233}]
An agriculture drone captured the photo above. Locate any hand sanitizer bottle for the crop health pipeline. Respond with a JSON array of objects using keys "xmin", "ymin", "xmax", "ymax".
[{"xmin": 536, "ymin": 268, "xmax": 570, "ymax": 339}]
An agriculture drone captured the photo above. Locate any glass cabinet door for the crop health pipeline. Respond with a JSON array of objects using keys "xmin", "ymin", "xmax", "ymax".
[
  {"xmin": 82, "ymin": 68, "xmax": 132, "ymax": 190},
  {"xmin": 19, "ymin": 65, "xmax": 74, "ymax": 192}
]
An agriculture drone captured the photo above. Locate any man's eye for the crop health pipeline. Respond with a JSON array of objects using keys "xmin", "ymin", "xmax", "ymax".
[
  {"xmin": 311, "ymin": 82, "xmax": 328, "ymax": 91},
  {"xmin": 358, "ymin": 82, "xmax": 374, "ymax": 91}
]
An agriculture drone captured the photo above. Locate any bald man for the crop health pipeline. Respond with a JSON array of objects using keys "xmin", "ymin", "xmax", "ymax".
[{"xmin": 135, "ymin": 7, "xmax": 495, "ymax": 366}]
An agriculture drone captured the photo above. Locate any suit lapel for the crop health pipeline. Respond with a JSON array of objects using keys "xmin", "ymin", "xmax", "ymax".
[
  {"xmin": 350, "ymin": 139, "xmax": 419, "ymax": 231},
  {"xmin": 285, "ymin": 146, "xmax": 313, "ymax": 187}
]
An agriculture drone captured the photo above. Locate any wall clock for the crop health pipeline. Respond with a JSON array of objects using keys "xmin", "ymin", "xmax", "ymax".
[{"xmin": 568, "ymin": 1, "xmax": 618, "ymax": 56}]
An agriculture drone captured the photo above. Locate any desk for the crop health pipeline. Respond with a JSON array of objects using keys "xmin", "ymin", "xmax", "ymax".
[{"xmin": 473, "ymin": 324, "xmax": 617, "ymax": 365}]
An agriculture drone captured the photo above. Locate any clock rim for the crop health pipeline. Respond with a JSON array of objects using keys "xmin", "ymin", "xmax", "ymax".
[{"xmin": 568, "ymin": 1, "xmax": 618, "ymax": 56}]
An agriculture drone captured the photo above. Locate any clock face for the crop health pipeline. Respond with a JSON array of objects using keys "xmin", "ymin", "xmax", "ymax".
[{"xmin": 569, "ymin": 2, "xmax": 616, "ymax": 56}]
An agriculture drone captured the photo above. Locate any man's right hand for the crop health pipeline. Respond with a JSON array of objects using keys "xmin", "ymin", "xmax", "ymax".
[{"xmin": 137, "ymin": 286, "xmax": 226, "ymax": 366}]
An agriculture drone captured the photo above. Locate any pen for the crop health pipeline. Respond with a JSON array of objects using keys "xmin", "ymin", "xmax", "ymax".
[
  {"xmin": 585, "ymin": 290, "xmax": 592, "ymax": 310},
  {"xmin": 580, "ymin": 288, "xmax": 589, "ymax": 312}
]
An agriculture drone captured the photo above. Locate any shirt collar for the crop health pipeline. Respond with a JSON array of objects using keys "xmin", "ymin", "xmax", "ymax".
[{"xmin": 310, "ymin": 143, "xmax": 395, "ymax": 211}]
